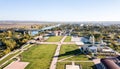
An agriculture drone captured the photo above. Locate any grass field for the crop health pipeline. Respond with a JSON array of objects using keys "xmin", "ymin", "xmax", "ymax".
[
  {"xmin": 21, "ymin": 44, "xmax": 57, "ymax": 69},
  {"xmin": 75, "ymin": 62, "xmax": 96, "ymax": 69},
  {"xmin": 97, "ymin": 55, "xmax": 106, "ymax": 59},
  {"xmin": 64, "ymin": 36, "xmax": 71, "ymax": 42},
  {"xmin": 46, "ymin": 36, "xmax": 63, "ymax": 42},
  {"xmin": 58, "ymin": 44, "xmax": 80, "ymax": 60},
  {"xmin": 66, "ymin": 54, "xmax": 89, "ymax": 61},
  {"xmin": 56, "ymin": 62, "xmax": 72, "ymax": 69},
  {"xmin": 56, "ymin": 62, "xmax": 96, "ymax": 69}
]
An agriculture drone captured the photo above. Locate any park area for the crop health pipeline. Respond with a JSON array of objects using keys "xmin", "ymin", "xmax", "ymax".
[
  {"xmin": 58, "ymin": 44, "xmax": 88, "ymax": 61},
  {"xmin": 1, "ymin": 36, "xmax": 96, "ymax": 69},
  {"xmin": 58, "ymin": 44, "xmax": 80, "ymax": 60},
  {"xmin": 46, "ymin": 36, "xmax": 63, "ymax": 42},
  {"xmin": 64, "ymin": 36, "xmax": 71, "ymax": 42},
  {"xmin": 75, "ymin": 62, "xmax": 96, "ymax": 69},
  {"xmin": 56, "ymin": 62, "xmax": 96, "ymax": 69},
  {"xmin": 20, "ymin": 44, "xmax": 57, "ymax": 69},
  {"xmin": 57, "ymin": 44, "xmax": 94, "ymax": 69}
]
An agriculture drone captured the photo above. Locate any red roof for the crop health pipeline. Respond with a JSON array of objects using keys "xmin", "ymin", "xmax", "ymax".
[{"xmin": 101, "ymin": 58, "xmax": 120, "ymax": 69}]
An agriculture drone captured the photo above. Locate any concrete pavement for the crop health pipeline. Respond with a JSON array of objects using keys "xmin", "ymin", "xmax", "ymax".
[{"xmin": 49, "ymin": 36, "xmax": 67, "ymax": 69}]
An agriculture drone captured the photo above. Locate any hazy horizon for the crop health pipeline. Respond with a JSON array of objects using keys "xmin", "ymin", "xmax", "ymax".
[{"xmin": 0, "ymin": 20, "xmax": 120, "ymax": 25}]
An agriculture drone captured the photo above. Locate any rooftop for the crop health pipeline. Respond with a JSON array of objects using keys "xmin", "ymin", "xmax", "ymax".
[{"xmin": 101, "ymin": 58, "xmax": 120, "ymax": 69}]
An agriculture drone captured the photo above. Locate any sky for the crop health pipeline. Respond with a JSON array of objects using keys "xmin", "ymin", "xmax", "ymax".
[{"xmin": 0, "ymin": 0, "xmax": 120, "ymax": 22}]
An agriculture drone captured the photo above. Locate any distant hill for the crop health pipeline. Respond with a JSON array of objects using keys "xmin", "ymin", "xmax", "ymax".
[{"xmin": 0, "ymin": 21, "xmax": 120, "ymax": 25}]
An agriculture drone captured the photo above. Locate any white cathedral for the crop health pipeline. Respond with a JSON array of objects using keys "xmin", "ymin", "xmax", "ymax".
[{"xmin": 81, "ymin": 35, "xmax": 114, "ymax": 53}]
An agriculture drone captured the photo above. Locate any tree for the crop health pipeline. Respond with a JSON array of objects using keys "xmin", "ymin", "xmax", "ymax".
[
  {"xmin": 3, "ymin": 48, "xmax": 11, "ymax": 54},
  {"xmin": 22, "ymin": 39, "xmax": 28, "ymax": 44},
  {"xmin": 7, "ymin": 31, "xmax": 12, "ymax": 37},
  {"xmin": 94, "ymin": 34, "xmax": 103, "ymax": 42},
  {"xmin": 3, "ymin": 39, "xmax": 16, "ymax": 51}
]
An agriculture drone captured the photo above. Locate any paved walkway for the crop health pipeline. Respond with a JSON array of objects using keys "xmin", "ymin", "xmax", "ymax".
[
  {"xmin": 34, "ymin": 41, "xmax": 76, "ymax": 45},
  {"xmin": 35, "ymin": 42, "xmax": 59, "ymax": 44},
  {"xmin": 4, "ymin": 61, "xmax": 29, "ymax": 69},
  {"xmin": 50, "ymin": 36, "xmax": 67, "ymax": 69},
  {"xmin": 58, "ymin": 56, "xmax": 74, "ymax": 62},
  {"xmin": 0, "ymin": 44, "xmax": 33, "ymax": 67},
  {"xmin": 0, "ymin": 44, "xmax": 30, "ymax": 62},
  {"xmin": 62, "ymin": 42, "xmax": 75, "ymax": 44},
  {"xmin": 66, "ymin": 61, "xmax": 80, "ymax": 69}
]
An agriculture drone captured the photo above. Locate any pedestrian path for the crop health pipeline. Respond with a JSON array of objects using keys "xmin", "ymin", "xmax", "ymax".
[
  {"xmin": 50, "ymin": 36, "xmax": 67, "ymax": 69},
  {"xmin": 0, "ymin": 44, "xmax": 33, "ymax": 68},
  {"xmin": 58, "ymin": 56, "xmax": 74, "ymax": 62},
  {"xmin": 66, "ymin": 61, "xmax": 80, "ymax": 69}
]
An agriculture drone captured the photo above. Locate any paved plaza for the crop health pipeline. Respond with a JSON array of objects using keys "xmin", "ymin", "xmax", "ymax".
[{"xmin": 4, "ymin": 61, "xmax": 29, "ymax": 69}]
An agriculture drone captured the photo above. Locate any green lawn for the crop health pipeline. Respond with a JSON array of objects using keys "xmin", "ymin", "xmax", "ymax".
[
  {"xmin": 56, "ymin": 62, "xmax": 96, "ymax": 69},
  {"xmin": 66, "ymin": 54, "xmax": 89, "ymax": 61},
  {"xmin": 75, "ymin": 62, "xmax": 96, "ymax": 69},
  {"xmin": 0, "ymin": 51, "xmax": 20, "ymax": 65},
  {"xmin": 46, "ymin": 36, "xmax": 63, "ymax": 42},
  {"xmin": 56, "ymin": 62, "xmax": 72, "ymax": 69},
  {"xmin": 58, "ymin": 44, "xmax": 80, "ymax": 60},
  {"xmin": 58, "ymin": 44, "xmax": 89, "ymax": 61},
  {"xmin": 97, "ymin": 55, "xmax": 106, "ymax": 59},
  {"xmin": 64, "ymin": 36, "xmax": 71, "ymax": 42},
  {"xmin": 21, "ymin": 44, "xmax": 57, "ymax": 69}
]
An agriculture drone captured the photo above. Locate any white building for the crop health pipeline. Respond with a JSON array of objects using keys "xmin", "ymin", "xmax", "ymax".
[{"xmin": 81, "ymin": 35, "xmax": 114, "ymax": 53}]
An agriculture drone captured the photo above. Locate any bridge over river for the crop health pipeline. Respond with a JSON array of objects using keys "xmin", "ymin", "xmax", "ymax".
[{"xmin": 0, "ymin": 24, "xmax": 61, "ymax": 36}]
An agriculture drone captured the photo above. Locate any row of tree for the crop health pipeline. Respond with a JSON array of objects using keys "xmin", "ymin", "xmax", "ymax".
[{"xmin": 0, "ymin": 30, "xmax": 32, "ymax": 58}]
